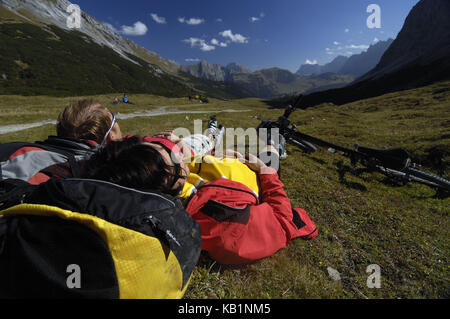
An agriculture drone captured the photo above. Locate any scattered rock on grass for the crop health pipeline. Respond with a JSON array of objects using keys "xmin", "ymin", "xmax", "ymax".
[{"xmin": 327, "ymin": 267, "xmax": 342, "ymax": 281}]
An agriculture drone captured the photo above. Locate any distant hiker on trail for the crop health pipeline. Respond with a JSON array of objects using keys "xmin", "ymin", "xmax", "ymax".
[
  {"xmin": 82, "ymin": 117, "xmax": 318, "ymax": 265},
  {"xmin": 122, "ymin": 93, "xmax": 135, "ymax": 105},
  {"xmin": 112, "ymin": 97, "xmax": 120, "ymax": 105}
]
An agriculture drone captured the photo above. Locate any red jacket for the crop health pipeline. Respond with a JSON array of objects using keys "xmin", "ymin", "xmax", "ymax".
[{"xmin": 185, "ymin": 170, "xmax": 317, "ymax": 265}]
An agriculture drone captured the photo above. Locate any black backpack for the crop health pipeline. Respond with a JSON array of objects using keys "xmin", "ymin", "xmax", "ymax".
[{"xmin": 0, "ymin": 178, "xmax": 201, "ymax": 299}]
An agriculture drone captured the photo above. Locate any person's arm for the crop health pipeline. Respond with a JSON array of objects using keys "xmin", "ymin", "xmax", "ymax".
[
  {"xmin": 152, "ymin": 130, "xmax": 194, "ymax": 158},
  {"xmin": 243, "ymin": 153, "xmax": 292, "ymax": 220}
]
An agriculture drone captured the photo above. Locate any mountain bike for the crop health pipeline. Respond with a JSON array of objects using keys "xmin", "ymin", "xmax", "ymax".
[{"xmin": 257, "ymin": 95, "xmax": 450, "ymax": 196}]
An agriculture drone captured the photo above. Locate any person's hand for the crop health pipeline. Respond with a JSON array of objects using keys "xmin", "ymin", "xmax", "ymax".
[
  {"xmin": 153, "ymin": 130, "xmax": 180, "ymax": 143},
  {"xmin": 222, "ymin": 149, "xmax": 244, "ymax": 160},
  {"xmin": 154, "ymin": 131, "xmax": 194, "ymax": 160},
  {"xmin": 243, "ymin": 153, "xmax": 268, "ymax": 173}
]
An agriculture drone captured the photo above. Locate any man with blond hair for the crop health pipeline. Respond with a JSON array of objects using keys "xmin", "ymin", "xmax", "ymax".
[
  {"xmin": 0, "ymin": 99, "xmax": 122, "ymax": 184},
  {"xmin": 56, "ymin": 98, "xmax": 122, "ymax": 145}
]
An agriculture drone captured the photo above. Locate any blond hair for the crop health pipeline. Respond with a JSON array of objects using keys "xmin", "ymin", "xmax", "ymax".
[{"xmin": 57, "ymin": 99, "xmax": 112, "ymax": 144}]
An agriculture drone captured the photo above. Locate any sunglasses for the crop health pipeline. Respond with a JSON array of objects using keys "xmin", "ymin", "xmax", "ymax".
[{"xmin": 101, "ymin": 111, "xmax": 116, "ymax": 146}]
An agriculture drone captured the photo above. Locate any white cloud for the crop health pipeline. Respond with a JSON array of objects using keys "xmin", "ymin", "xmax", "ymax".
[
  {"xmin": 150, "ymin": 13, "xmax": 166, "ymax": 24},
  {"xmin": 219, "ymin": 30, "xmax": 249, "ymax": 43},
  {"xmin": 216, "ymin": 18, "xmax": 223, "ymax": 23},
  {"xmin": 183, "ymin": 37, "xmax": 215, "ymax": 51},
  {"xmin": 200, "ymin": 44, "xmax": 215, "ymax": 51},
  {"xmin": 185, "ymin": 58, "xmax": 200, "ymax": 62},
  {"xmin": 178, "ymin": 17, "xmax": 205, "ymax": 25},
  {"xmin": 211, "ymin": 38, "xmax": 228, "ymax": 47},
  {"xmin": 120, "ymin": 21, "xmax": 148, "ymax": 36},
  {"xmin": 305, "ymin": 59, "xmax": 318, "ymax": 65},
  {"xmin": 187, "ymin": 18, "xmax": 204, "ymax": 25},
  {"xmin": 250, "ymin": 12, "xmax": 265, "ymax": 23},
  {"xmin": 346, "ymin": 44, "xmax": 369, "ymax": 50},
  {"xmin": 326, "ymin": 41, "xmax": 370, "ymax": 56},
  {"xmin": 345, "ymin": 28, "xmax": 350, "ymax": 33},
  {"xmin": 373, "ymin": 37, "xmax": 380, "ymax": 43}
]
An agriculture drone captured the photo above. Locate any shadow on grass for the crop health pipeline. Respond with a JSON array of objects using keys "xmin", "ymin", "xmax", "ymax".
[
  {"xmin": 378, "ymin": 175, "xmax": 450, "ymax": 199},
  {"xmin": 289, "ymin": 148, "xmax": 327, "ymax": 165},
  {"xmin": 379, "ymin": 176, "xmax": 408, "ymax": 188},
  {"xmin": 336, "ymin": 161, "xmax": 368, "ymax": 192},
  {"xmin": 196, "ymin": 252, "xmax": 258, "ymax": 272},
  {"xmin": 308, "ymin": 156, "xmax": 327, "ymax": 165},
  {"xmin": 434, "ymin": 189, "xmax": 450, "ymax": 199}
]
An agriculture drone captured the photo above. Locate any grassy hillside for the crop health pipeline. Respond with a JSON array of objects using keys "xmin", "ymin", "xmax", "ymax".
[
  {"xmin": 0, "ymin": 23, "xmax": 192, "ymax": 97},
  {"xmin": 0, "ymin": 81, "xmax": 448, "ymax": 298}
]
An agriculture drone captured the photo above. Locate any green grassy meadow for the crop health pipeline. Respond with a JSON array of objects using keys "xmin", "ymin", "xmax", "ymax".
[{"xmin": 0, "ymin": 81, "xmax": 449, "ymax": 299}]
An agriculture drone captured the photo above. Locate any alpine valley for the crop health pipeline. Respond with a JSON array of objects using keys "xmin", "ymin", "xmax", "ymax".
[{"xmin": 0, "ymin": 0, "xmax": 396, "ymax": 99}]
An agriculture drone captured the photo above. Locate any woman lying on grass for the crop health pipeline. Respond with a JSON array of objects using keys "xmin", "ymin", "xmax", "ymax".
[{"xmin": 82, "ymin": 132, "xmax": 318, "ymax": 265}]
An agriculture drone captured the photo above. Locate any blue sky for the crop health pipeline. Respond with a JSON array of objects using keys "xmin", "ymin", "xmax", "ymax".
[{"xmin": 74, "ymin": 0, "xmax": 420, "ymax": 73}]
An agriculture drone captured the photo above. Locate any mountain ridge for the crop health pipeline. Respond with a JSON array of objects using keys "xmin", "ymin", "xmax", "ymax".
[
  {"xmin": 180, "ymin": 60, "xmax": 355, "ymax": 98},
  {"xmin": 296, "ymin": 39, "xmax": 394, "ymax": 78}
]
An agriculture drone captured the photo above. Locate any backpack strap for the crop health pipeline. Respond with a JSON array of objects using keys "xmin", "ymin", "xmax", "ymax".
[
  {"xmin": 36, "ymin": 137, "xmax": 99, "ymax": 158},
  {"xmin": 37, "ymin": 138, "xmax": 98, "ymax": 179}
]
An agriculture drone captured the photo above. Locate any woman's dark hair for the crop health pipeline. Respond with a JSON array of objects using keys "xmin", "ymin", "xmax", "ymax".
[{"xmin": 82, "ymin": 136, "xmax": 184, "ymax": 197}]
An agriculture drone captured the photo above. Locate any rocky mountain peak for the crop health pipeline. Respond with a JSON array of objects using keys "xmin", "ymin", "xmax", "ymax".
[
  {"xmin": 359, "ymin": 0, "xmax": 450, "ymax": 81},
  {"xmin": 226, "ymin": 63, "xmax": 252, "ymax": 74}
]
